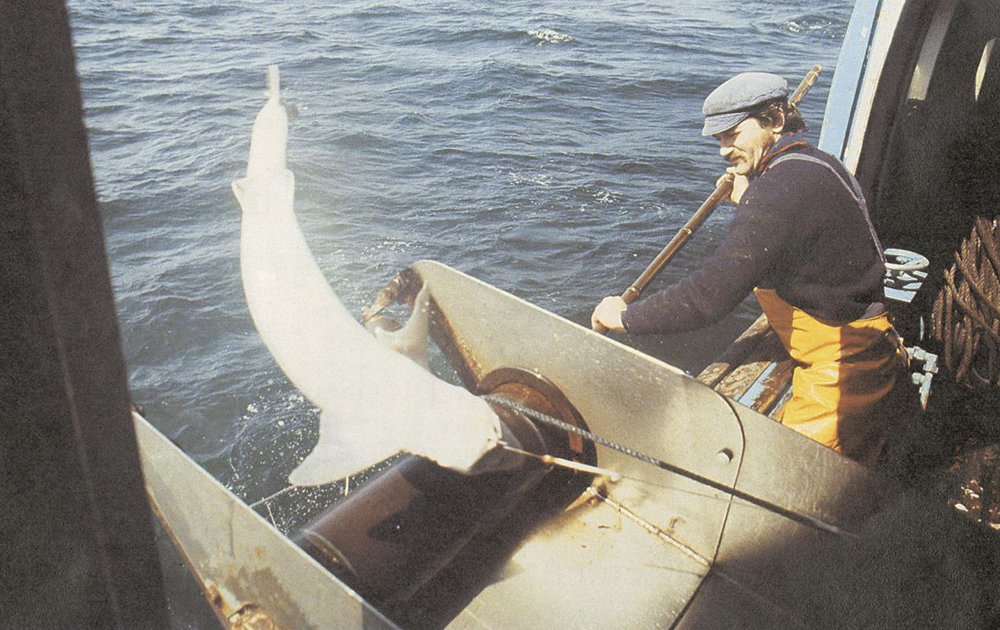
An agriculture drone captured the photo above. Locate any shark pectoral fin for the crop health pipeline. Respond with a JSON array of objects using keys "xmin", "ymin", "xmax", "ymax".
[
  {"xmin": 287, "ymin": 410, "xmax": 404, "ymax": 486},
  {"xmin": 371, "ymin": 284, "xmax": 431, "ymax": 369},
  {"xmin": 232, "ymin": 168, "xmax": 293, "ymax": 215}
]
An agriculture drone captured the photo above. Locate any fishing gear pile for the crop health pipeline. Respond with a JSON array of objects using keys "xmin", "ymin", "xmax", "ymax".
[{"xmin": 931, "ymin": 216, "xmax": 1000, "ymax": 389}]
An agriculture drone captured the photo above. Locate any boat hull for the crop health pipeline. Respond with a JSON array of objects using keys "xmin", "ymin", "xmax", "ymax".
[{"xmin": 137, "ymin": 260, "xmax": 998, "ymax": 628}]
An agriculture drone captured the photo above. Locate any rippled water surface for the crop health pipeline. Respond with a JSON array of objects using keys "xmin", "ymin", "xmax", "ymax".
[{"xmin": 68, "ymin": 0, "xmax": 852, "ymax": 623}]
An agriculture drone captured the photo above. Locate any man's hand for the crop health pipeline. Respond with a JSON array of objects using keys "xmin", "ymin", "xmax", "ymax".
[
  {"xmin": 592, "ymin": 296, "xmax": 627, "ymax": 332},
  {"xmin": 716, "ymin": 169, "xmax": 749, "ymax": 204}
]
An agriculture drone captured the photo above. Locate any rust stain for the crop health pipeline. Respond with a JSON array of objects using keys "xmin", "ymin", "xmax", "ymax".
[
  {"xmin": 428, "ymin": 297, "xmax": 486, "ymax": 389},
  {"xmin": 585, "ymin": 487, "xmax": 710, "ymax": 568},
  {"xmin": 207, "ymin": 584, "xmax": 225, "ymax": 610},
  {"xmin": 229, "ymin": 603, "xmax": 277, "ymax": 630}
]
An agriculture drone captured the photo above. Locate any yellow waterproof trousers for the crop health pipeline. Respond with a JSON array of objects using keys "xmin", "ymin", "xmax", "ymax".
[{"xmin": 754, "ymin": 288, "xmax": 908, "ymax": 466}]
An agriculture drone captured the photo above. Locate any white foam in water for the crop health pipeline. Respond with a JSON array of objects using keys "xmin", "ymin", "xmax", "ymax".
[
  {"xmin": 783, "ymin": 15, "xmax": 838, "ymax": 36},
  {"xmin": 232, "ymin": 65, "xmax": 502, "ymax": 486},
  {"xmin": 528, "ymin": 28, "xmax": 572, "ymax": 44}
]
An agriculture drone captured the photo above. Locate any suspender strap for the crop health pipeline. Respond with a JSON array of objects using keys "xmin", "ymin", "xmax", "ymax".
[{"xmin": 767, "ymin": 153, "xmax": 886, "ymax": 264}]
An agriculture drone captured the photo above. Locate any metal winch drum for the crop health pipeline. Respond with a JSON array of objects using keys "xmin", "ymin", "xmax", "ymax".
[{"xmin": 290, "ymin": 367, "xmax": 596, "ymax": 621}]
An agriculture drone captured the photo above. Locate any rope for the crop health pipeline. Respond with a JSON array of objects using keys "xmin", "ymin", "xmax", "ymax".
[
  {"xmin": 931, "ymin": 217, "xmax": 1000, "ymax": 389},
  {"xmin": 481, "ymin": 394, "xmax": 853, "ymax": 537}
]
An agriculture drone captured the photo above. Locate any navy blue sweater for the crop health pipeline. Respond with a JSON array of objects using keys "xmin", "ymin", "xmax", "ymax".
[{"xmin": 621, "ymin": 134, "xmax": 885, "ymax": 334}]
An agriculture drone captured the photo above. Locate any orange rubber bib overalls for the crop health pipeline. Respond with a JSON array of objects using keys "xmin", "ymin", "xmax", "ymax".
[
  {"xmin": 754, "ymin": 288, "xmax": 907, "ymax": 466},
  {"xmin": 757, "ymin": 154, "xmax": 908, "ymax": 466}
]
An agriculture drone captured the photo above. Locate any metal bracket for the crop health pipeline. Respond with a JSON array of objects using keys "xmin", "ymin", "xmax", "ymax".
[{"xmin": 907, "ymin": 345, "xmax": 939, "ymax": 409}]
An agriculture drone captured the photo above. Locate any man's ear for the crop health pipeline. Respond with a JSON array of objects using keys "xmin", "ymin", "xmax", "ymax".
[{"xmin": 771, "ymin": 108, "xmax": 786, "ymax": 134}]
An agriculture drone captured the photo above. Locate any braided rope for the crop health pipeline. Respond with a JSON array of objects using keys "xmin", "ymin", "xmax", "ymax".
[
  {"xmin": 481, "ymin": 394, "xmax": 850, "ymax": 537},
  {"xmin": 481, "ymin": 394, "xmax": 666, "ymax": 469},
  {"xmin": 931, "ymin": 217, "xmax": 1000, "ymax": 388}
]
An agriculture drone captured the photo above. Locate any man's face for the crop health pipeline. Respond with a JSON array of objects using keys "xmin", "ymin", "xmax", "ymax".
[{"xmin": 714, "ymin": 117, "xmax": 776, "ymax": 176}]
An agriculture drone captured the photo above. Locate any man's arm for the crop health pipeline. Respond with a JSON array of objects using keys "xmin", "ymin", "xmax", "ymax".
[{"xmin": 619, "ymin": 176, "xmax": 793, "ymax": 334}]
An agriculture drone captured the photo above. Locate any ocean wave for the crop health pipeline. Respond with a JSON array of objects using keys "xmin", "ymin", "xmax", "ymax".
[
  {"xmin": 347, "ymin": 4, "xmax": 419, "ymax": 20},
  {"xmin": 612, "ymin": 75, "xmax": 713, "ymax": 98},
  {"xmin": 333, "ymin": 131, "xmax": 393, "ymax": 150},
  {"xmin": 569, "ymin": 182, "xmax": 625, "ymax": 206},
  {"xmin": 509, "ymin": 171, "xmax": 553, "ymax": 187},
  {"xmin": 397, "ymin": 26, "xmax": 527, "ymax": 47},
  {"xmin": 784, "ymin": 17, "xmax": 840, "ymax": 36},
  {"xmin": 527, "ymin": 27, "xmax": 573, "ymax": 45},
  {"xmin": 779, "ymin": 6, "xmax": 850, "ymax": 39}
]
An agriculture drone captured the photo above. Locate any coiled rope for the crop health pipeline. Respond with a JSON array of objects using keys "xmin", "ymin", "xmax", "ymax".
[{"xmin": 931, "ymin": 217, "xmax": 1000, "ymax": 388}]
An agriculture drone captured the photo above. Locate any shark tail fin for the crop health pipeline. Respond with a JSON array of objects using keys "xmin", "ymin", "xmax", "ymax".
[
  {"xmin": 287, "ymin": 410, "xmax": 405, "ymax": 486},
  {"xmin": 266, "ymin": 65, "xmax": 280, "ymax": 102}
]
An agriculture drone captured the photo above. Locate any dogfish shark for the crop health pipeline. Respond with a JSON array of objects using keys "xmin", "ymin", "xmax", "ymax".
[{"xmin": 232, "ymin": 66, "xmax": 502, "ymax": 486}]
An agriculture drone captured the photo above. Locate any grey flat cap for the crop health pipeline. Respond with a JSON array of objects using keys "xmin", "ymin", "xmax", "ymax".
[{"xmin": 701, "ymin": 72, "xmax": 789, "ymax": 136}]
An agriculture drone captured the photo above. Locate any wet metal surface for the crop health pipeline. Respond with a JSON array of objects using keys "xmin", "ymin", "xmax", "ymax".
[
  {"xmin": 134, "ymin": 412, "xmax": 400, "ymax": 630},
  {"xmin": 136, "ymin": 260, "xmax": 1000, "ymax": 629},
  {"xmin": 412, "ymin": 261, "xmax": 1000, "ymax": 628}
]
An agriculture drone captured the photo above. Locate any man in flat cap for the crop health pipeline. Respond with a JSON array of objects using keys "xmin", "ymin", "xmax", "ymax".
[{"xmin": 592, "ymin": 71, "xmax": 908, "ymax": 466}]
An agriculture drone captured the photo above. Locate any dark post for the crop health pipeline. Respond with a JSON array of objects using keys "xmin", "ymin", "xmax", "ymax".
[{"xmin": 0, "ymin": 1, "xmax": 171, "ymax": 628}]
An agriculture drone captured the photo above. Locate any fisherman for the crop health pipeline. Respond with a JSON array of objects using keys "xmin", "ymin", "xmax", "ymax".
[{"xmin": 591, "ymin": 71, "xmax": 908, "ymax": 466}]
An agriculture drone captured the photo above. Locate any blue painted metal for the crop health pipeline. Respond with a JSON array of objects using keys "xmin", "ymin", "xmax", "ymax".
[{"xmin": 818, "ymin": 0, "xmax": 885, "ymax": 159}]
